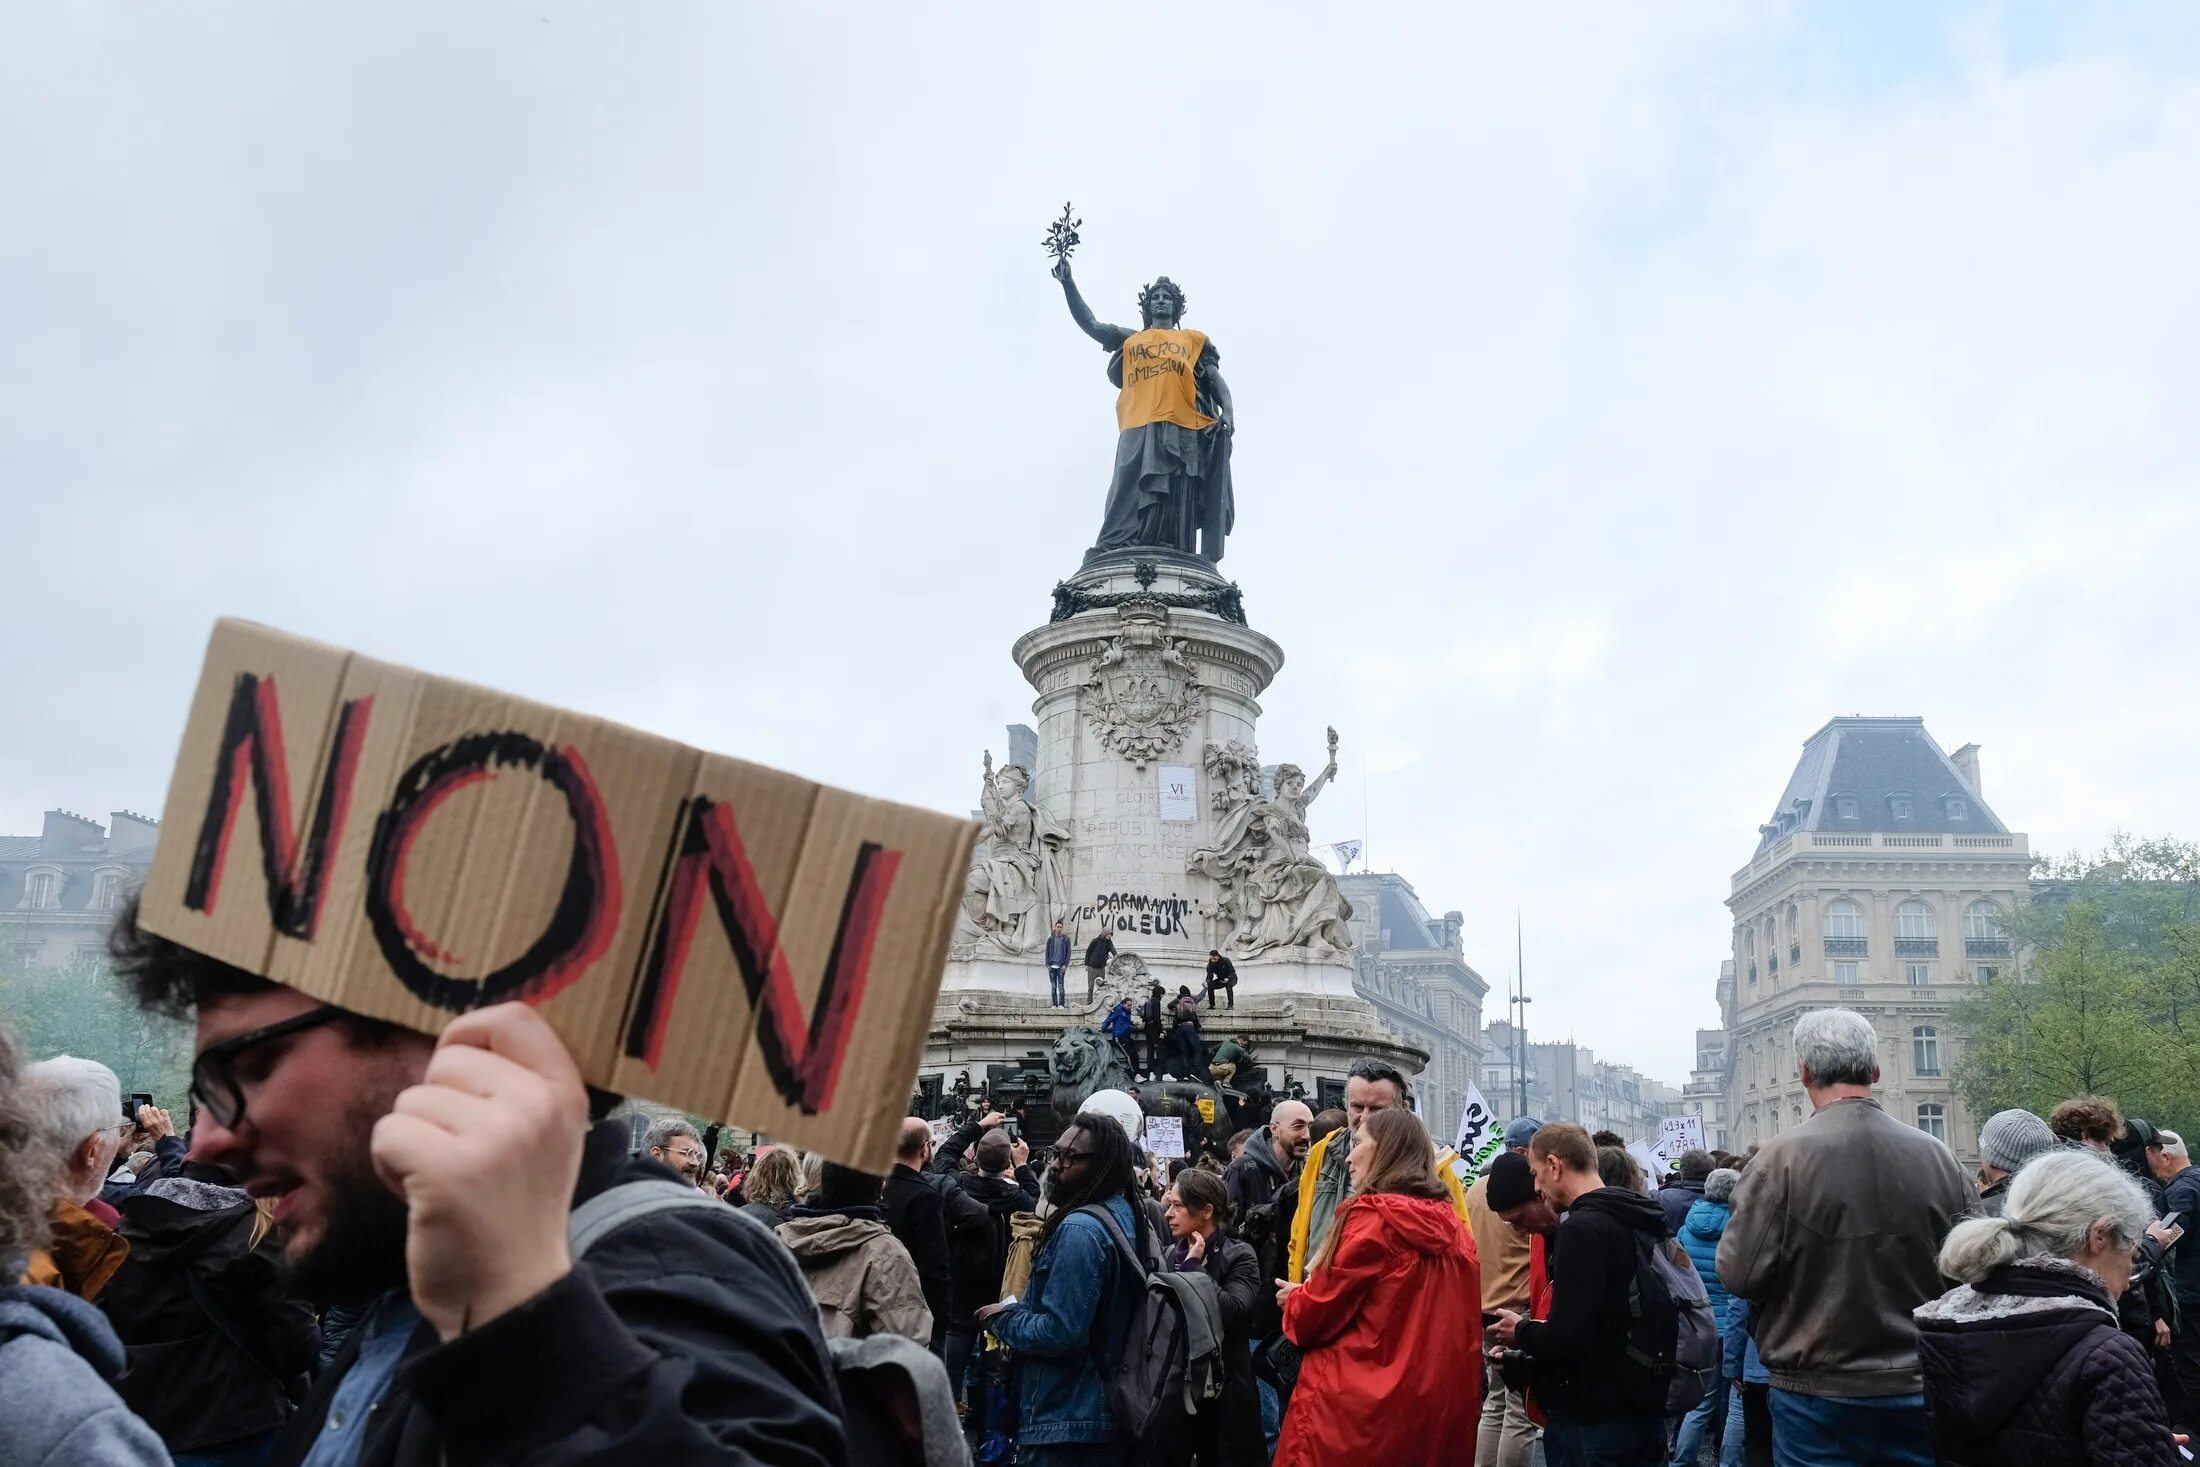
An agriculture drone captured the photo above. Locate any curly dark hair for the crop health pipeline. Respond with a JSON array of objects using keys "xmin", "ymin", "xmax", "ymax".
[
  {"xmin": 108, "ymin": 891, "xmax": 407, "ymax": 1049},
  {"xmin": 2049, "ymin": 1095, "xmax": 2126, "ymax": 1147},
  {"xmin": 0, "ymin": 1023, "xmax": 50, "ymax": 1277},
  {"xmin": 108, "ymin": 891, "xmax": 278, "ymax": 1019}
]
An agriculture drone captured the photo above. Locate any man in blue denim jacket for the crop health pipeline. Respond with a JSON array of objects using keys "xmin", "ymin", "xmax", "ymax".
[{"xmin": 979, "ymin": 1113, "xmax": 1147, "ymax": 1467}]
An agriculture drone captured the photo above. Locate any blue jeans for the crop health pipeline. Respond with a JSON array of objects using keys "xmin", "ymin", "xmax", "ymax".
[
  {"xmin": 1544, "ymin": 1416, "xmax": 1666, "ymax": 1467},
  {"xmin": 1767, "ymin": 1389, "xmax": 1931, "ymax": 1467},
  {"xmin": 1670, "ymin": 1363, "xmax": 1729, "ymax": 1465},
  {"xmin": 1047, "ymin": 965, "xmax": 1066, "ymax": 1005}
]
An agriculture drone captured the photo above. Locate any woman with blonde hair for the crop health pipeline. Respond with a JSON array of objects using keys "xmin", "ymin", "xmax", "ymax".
[
  {"xmin": 1917, "ymin": 1147, "xmax": 2178, "ymax": 1465},
  {"xmin": 740, "ymin": 1146, "xmax": 804, "ymax": 1229},
  {"xmin": 1272, "ymin": 1107, "xmax": 1482, "ymax": 1466}
]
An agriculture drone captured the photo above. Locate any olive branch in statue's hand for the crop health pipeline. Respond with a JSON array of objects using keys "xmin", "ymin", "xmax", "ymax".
[{"xmin": 1043, "ymin": 202, "xmax": 1081, "ymax": 279}]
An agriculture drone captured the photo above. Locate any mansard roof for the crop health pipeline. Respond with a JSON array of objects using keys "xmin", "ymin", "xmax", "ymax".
[{"xmin": 1754, "ymin": 716, "xmax": 2005, "ymax": 854}]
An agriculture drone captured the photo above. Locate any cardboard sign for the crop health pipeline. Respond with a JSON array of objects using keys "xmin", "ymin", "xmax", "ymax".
[
  {"xmin": 139, "ymin": 620, "xmax": 979, "ymax": 1173},
  {"xmin": 1145, "ymin": 1115, "xmax": 1187, "ymax": 1158}
]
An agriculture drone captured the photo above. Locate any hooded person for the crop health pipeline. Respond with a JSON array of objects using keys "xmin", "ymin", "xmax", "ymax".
[
  {"xmin": 777, "ymin": 1164, "xmax": 934, "ymax": 1344},
  {"xmin": 1916, "ymin": 1148, "xmax": 2180, "ymax": 1465},
  {"xmin": 1271, "ymin": 1109, "xmax": 1482, "ymax": 1467},
  {"xmin": 1667, "ymin": 1168, "xmax": 1741, "ymax": 1467}
]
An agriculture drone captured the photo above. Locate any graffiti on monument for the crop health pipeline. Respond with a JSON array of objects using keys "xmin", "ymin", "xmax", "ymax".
[{"xmin": 1069, "ymin": 891, "xmax": 1194, "ymax": 938}]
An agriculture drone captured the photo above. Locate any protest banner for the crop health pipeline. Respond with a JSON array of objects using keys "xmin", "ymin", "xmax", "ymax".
[
  {"xmin": 1447, "ymin": 1082, "xmax": 1508, "ymax": 1185},
  {"xmin": 138, "ymin": 620, "xmax": 979, "ymax": 1173},
  {"xmin": 1649, "ymin": 1113, "xmax": 1707, "ymax": 1175},
  {"xmin": 1145, "ymin": 1115, "xmax": 1187, "ymax": 1159}
]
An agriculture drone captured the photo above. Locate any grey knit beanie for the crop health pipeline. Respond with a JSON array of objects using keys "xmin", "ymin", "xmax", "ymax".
[{"xmin": 1978, "ymin": 1108, "xmax": 2056, "ymax": 1173}]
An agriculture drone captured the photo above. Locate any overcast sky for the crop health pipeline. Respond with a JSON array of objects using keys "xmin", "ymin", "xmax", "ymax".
[{"xmin": 5, "ymin": 4, "xmax": 2197, "ymax": 1085}]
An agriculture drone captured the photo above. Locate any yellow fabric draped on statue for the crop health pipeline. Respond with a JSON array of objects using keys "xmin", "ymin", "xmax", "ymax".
[{"xmin": 1115, "ymin": 328, "xmax": 1215, "ymax": 433}]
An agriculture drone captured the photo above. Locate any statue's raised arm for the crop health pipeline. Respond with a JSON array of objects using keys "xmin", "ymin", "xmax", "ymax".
[{"xmin": 1053, "ymin": 258, "xmax": 1133, "ymax": 351}]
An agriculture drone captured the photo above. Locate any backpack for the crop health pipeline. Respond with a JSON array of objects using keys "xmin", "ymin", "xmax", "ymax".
[
  {"xmin": 1075, "ymin": 1203, "xmax": 1225, "ymax": 1444},
  {"xmin": 571, "ymin": 1180, "xmax": 969, "ymax": 1466},
  {"xmin": 1617, "ymin": 1230, "xmax": 1718, "ymax": 1416}
]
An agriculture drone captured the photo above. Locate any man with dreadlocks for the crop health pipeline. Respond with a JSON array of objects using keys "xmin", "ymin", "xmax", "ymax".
[
  {"xmin": 978, "ymin": 1112, "xmax": 1151, "ymax": 1467},
  {"xmin": 1053, "ymin": 255, "xmax": 1236, "ymax": 563}
]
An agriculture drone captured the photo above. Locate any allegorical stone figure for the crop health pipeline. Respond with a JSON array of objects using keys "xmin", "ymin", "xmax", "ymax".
[
  {"xmin": 1187, "ymin": 732, "xmax": 1355, "ymax": 958},
  {"xmin": 1053, "ymin": 255, "xmax": 1236, "ymax": 562},
  {"xmin": 957, "ymin": 753, "xmax": 1072, "ymax": 957}
]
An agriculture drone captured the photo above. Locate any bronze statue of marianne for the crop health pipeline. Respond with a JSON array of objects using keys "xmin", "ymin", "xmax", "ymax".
[{"xmin": 1053, "ymin": 256, "xmax": 1236, "ymax": 563}]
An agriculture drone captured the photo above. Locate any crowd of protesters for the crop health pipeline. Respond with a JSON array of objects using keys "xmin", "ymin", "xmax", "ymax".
[{"xmin": 3, "ymin": 891, "xmax": 2195, "ymax": 1467}]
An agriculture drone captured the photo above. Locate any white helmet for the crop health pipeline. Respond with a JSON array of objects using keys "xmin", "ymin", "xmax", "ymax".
[{"xmin": 1078, "ymin": 1087, "xmax": 1146, "ymax": 1144}]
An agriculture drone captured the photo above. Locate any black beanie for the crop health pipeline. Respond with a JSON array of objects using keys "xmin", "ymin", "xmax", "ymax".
[{"xmin": 1485, "ymin": 1151, "xmax": 1537, "ymax": 1212}]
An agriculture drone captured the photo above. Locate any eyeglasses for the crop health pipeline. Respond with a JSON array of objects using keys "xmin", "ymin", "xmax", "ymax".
[
  {"xmin": 191, "ymin": 1006, "xmax": 345, "ymax": 1131},
  {"xmin": 1055, "ymin": 1147, "xmax": 1097, "ymax": 1166}
]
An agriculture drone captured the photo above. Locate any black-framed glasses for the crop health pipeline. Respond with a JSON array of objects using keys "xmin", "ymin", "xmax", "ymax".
[
  {"xmin": 191, "ymin": 1006, "xmax": 345, "ymax": 1131},
  {"xmin": 1055, "ymin": 1146, "xmax": 1097, "ymax": 1167}
]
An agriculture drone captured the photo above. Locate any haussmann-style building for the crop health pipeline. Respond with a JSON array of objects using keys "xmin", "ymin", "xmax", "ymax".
[{"xmin": 1721, "ymin": 717, "xmax": 2028, "ymax": 1163}]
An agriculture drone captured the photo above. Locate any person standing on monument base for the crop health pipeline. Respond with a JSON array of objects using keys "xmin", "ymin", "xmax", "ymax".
[
  {"xmin": 1053, "ymin": 257, "xmax": 1236, "ymax": 563},
  {"xmin": 1045, "ymin": 922, "xmax": 1072, "ymax": 1009},
  {"xmin": 1083, "ymin": 931, "xmax": 1115, "ymax": 1010}
]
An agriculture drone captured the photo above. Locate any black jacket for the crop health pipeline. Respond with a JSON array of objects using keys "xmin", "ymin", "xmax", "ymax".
[
  {"xmin": 1172, "ymin": 1233, "xmax": 1266, "ymax": 1467},
  {"xmin": 1084, "ymin": 934, "xmax": 1115, "ymax": 969},
  {"xmin": 1514, "ymin": 1186, "xmax": 1670, "ymax": 1423},
  {"xmin": 270, "ymin": 1120, "xmax": 844, "ymax": 1467},
  {"xmin": 882, "ymin": 1162, "xmax": 955, "ymax": 1343},
  {"xmin": 2162, "ymin": 1166, "xmax": 2200, "ymax": 1306},
  {"xmin": 1223, "ymin": 1129, "xmax": 1289, "ymax": 1221},
  {"xmin": 1205, "ymin": 955, "xmax": 1237, "ymax": 988},
  {"xmin": 1653, "ymin": 1177, "xmax": 1703, "ymax": 1238},
  {"xmin": 103, "ymin": 1177, "xmax": 320, "ymax": 1452},
  {"xmin": 1917, "ymin": 1259, "xmax": 2179, "ymax": 1466}
]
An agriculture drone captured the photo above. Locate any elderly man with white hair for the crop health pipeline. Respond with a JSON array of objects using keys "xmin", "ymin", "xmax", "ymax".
[
  {"xmin": 17, "ymin": 1054, "xmax": 132, "ymax": 1300},
  {"xmin": 1716, "ymin": 1007, "xmax": 1973, "ymax": 1467},
  {"xmin": 2143, "ymin": 1128, "xmax": 2200, "ymax": 1430}
]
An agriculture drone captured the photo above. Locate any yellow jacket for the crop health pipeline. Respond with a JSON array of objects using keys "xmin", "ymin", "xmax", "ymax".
[{"xmin": 1286, "ymin": 1127, "xmax": 1471, "ymax": 1282}]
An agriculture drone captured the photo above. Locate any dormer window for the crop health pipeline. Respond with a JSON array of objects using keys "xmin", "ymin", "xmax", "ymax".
[
  {"xmin": 1943, "ymin": 795, "xmax": 1968, "ymax": 820},
  {"xmin": 1889, "ymin": 793, "xmax": 1913, "ymax": 820},
  {"xmin": 1834, "ymin": 794, "xmax": 1859, "ymax": 820},
  {"xmin": 20, "ymin": 868, "xmax": 60, "ymax": 910}
]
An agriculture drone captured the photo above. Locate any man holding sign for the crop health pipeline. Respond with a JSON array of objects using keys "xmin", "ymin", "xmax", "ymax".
[{"xmin": 112, "ymin": 904, "xmax": 846, "ymax": 1467}]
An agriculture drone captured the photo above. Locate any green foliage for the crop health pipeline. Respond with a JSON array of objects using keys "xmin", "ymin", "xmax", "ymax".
[
  {"xmin": 1953, "ymin": 834, "xmax": 2200, "ymax": 1137},
  {"xmin": 0, "ymin": 938, "xmax": 193, "ymax": 1112}
]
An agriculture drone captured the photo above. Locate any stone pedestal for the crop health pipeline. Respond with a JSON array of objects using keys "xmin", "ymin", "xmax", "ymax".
[{"xmin": 925, "ymin": 548, "xmax": 1426, "ymax": 1094}]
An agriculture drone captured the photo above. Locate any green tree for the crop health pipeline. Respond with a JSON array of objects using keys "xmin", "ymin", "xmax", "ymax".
[
  {"xmin": 0, "ymin": 928, "xmax": 193, "ymax": 1112},
  {"xmin": 1953, "ymin": 833, "xmax": 2200, "ymax": 1137}
]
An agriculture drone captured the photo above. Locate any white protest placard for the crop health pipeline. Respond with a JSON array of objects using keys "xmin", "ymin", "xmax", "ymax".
[
  {"xmin": 1627, "ymin": 1141, "xmax": 1659, "ymax": 1176},
  {"xmin": 1449, "ymin": 1082, "xmax": 1508, "ymax": 1185},
  {"xmin": 1145, "ymin": 1115, "xmax": 1187, "ymax": 1159},
  {"xmin": 1660, "ymin": 1113, "xmax": 1705, "ymax": 1157},
  {"xmin": 1157, "ymin": 766, "xmax": 1199, "ymax": 823}
]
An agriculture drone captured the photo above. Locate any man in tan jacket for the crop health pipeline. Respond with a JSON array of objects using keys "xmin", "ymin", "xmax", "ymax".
[
  {"xmin": 1466, "ymin": 1116, "xmax": 1545, "ymax": 1467},
  {"xmin": 1716, "ymin": 1007, "xmax": 1972, "ymax": 1466},
  {"xmin": 778, "ymin": 1163, "xmax": 935, "ymax": 1344}
]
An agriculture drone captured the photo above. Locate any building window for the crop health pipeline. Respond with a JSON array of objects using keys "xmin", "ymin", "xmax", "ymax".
[
  {"xmin": 1944, "ymin": 796, "xmax": 1968, "ymax": 820},
  {"xmin": 1748, "ymin": 963, "xmax": 1758, "ymax": 985},
  {"xmin": 1835, "ymin": 794, "xmax": 1859, "ymax": 820},
  {"xmin": 1890, "ymin": 793, "xmax": 1914, "ymax": 820},
  {"xmin": 1978, "ymin": 964, "xmax": 2001, "ymax": 984},
  {"xmin": 1964, "ymin": 900, "xmax": 2010, "ymax": 957},
  {"xmin": 1913, "ymin": 1026, "xmax": 1940, "ymax": 1076},
  {"xmin": 1835, "ymin": 961, "xmax": 1859, "ymax": 985},
  {"xmin": 1907, "ymin": 962, "xmax": 1932, "ymax": 987},
  {"xmin": 89, "ymin": 870, "xmax": 128, "ymax": 912},
  {"xmin": 9, "ymin": 944, "xmax": 38, "ymax": 965},
  {"xmin": 1744, "ymin": 928, "xmax": 1755, "ymax": 955},
  {"xmin": 1894, "ymin": 899, "xmax": 1938, "ymax": 956},
  {"xmin": 1824, "ymin": 898, "xmax": 1867, "ymax": 957},
  {"xmin": 21, "ymin": 871, "xmax": 58, "ymax": 909},
  {"xmin": 1916, "ymin": 1103, "xmax": 1947, "ymax": 1143}
]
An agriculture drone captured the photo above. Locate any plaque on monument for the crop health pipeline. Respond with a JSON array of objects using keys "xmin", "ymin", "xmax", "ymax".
[{"xmin": 1158, "ymin": 765, "xmax": 1199, "ymax": 822}]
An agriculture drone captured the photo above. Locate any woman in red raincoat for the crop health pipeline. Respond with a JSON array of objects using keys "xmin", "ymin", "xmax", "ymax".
[{"xmin": 1272, "ymin": 1107, "xmax": 1483, "ymax": 1466}]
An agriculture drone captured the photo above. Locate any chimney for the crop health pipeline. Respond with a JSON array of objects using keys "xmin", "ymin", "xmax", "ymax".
[
  {"xmin": 1951, "ymin": 743, "xmax": 1982, "ymax": 797},
  {"xmin": 40, "ymin": 809, "xmax": 104, "ymax": 857},
  {"xmin": 109, "ymin": 810, "xmax": 160, "ymax": 855}
]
